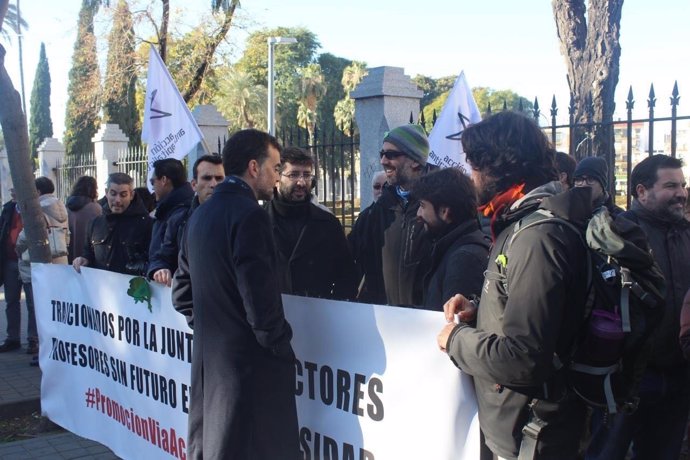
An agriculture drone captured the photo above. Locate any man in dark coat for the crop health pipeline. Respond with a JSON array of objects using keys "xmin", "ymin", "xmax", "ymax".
[
  {"xmin": 409, "ymin": 168, "xmax": 489, "ymax": 311},
  {"xmin": 73, "ymin": 173, "xmax": 152, "ymax": 276},
  {"xmin": 437, "ymin": 112, "xmax": 591, "ymax": 460},
  {"xmin": 267, "ymin": 147, "xmax": 357, "ymax": 300},
  {"xmin": 172, "ymin": 129, "xmax": 298, "ymax": 460},
  {"xmin": 587, "ymin": 154, "xmax": 690, "ymax": 460},
  {"xmin": 348, "ymin": 124, "xmax": 432, "ymax": 305},
  {"xmin": 148, "ymin": 158, "xmax": 194, "ymax": 286}
]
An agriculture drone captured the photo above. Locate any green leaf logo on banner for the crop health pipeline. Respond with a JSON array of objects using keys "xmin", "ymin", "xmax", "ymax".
[{"xmin": 127, "ymin": 277, "xmax": 153, "ymax": 312}]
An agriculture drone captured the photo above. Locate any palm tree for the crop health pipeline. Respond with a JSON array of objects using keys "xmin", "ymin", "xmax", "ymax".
[
  {"xmin": 297, "ymin": 63, "xmax": 326, "ymax": 147},
  {"xmin": 214, "ymin": 67, "xmax": 266, "ymax": 131},
  {"xmin": 334, "ymin": 62, "xmax": 367, "ymax": 134},
  {"xmin": 0, "ymin": 3, "xmax": 27, "ymax": 43}
]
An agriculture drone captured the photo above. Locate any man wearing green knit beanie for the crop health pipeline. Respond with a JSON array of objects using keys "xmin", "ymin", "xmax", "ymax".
[{"xmin": 348, "ymin": 124, "xmax": 432, "ymax": 306}]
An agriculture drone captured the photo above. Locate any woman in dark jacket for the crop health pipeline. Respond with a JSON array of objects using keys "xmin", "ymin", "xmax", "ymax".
[{"xmin": 66, "ymin": 176, "xmax": 102, "ymax": 263}]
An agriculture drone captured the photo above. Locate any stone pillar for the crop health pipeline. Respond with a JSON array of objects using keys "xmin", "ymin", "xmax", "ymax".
[
  {"xmin": 191, "ymin": 105, "xmax": 229, "ymax": 180},
  {"xmin": 93, "ymin": 124, "xmax": 129, "ymax": 197},
  {"xmin": 351, "ymin": 66, "xmax": 422, "ymax": 210},
  {"xmin": 37, "ymin": 137, "xmax": 66, "ymax": 188}
]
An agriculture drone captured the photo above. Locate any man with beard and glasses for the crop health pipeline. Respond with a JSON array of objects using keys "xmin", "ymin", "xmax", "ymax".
[
  {"xmin": 172, "ymin": 129, "xmax": 298, "ymax": 460},
  {"xmin": 586, "ymin": 154, "xmax": 690, "ymax": 460},
  {"xmin": 266, "ymin": 147, "xmax": 357, "ymax": 300},
  {"xmin": 437, "ymin": 111, "xmax": 592, "ymax": 460},
  {"xmin": 409, "ymin": 167, "xmax": 489, "ymax": 311},
  {"xmin": 348, "ymin": 124, "xmax": 432, "ymax": 305}
]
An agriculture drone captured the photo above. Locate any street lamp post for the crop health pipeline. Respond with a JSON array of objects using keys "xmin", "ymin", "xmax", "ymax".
[{"xmin": 267, "ymin": 36, "xmax": 297, "ymax": 136}]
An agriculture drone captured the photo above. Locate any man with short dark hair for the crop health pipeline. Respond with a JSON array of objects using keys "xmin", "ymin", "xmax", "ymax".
[
  {"xmin": 267, "ymin": 147, "xmax": 357, "ymax": 300},
  {"xmin": 587, "ymin": 154, "xmax": 690, "ymax": 460},
  {"xmin": 349, "ymin": 124, "xmax": 432, "ymax": 305},
  {"xmin": 73, "ymin": 173, "xmax": 152, "ymax": 275},
  {"xmin": 437, "ymin": 111, "xmax": 591, "ymax": 459},
  {"xmin": 148, "ymin": 158, "xmax": 194, "ymax": 286},
  {"xmin": 172, "ymin": 129, "xmax": 298, "ymax": 460},
  {"xmin": 410, "ymin": 168, "xmax": 489, "ymax": 310}
]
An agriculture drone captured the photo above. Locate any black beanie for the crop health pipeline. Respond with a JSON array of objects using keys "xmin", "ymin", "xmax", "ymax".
[{"xmin": 574, "ymin": 156, "xmax": 608, "ymax": 189}]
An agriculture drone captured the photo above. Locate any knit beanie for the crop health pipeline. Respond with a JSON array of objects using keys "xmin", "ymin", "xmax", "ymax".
[
  {"xmin": 383, "ymin": 124, "xmax": 429, "ymax": 166},
  {"xmin": 574, "ymin": 156, "xmax": 608, "ymax": 189}
]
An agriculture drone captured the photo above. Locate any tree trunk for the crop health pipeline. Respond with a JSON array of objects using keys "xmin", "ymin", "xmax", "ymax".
[
  {"xmin": 552, "ymin": 0, "xmax": 623, "ymax": 190},
  {"xmin": 181, "ymin": 0, "xmax": 239, "ymax": 103},
  {"xmin": 159, "ymin": 0, "xmax": 169, "ymax": 63},
  {"xmin": 0, "ymin": 42, "xmax": 51, "ymax": 263}
]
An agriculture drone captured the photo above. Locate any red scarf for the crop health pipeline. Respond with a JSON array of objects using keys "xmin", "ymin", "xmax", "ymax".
[{"xmin": 478, "ymin": 183, "xmax": 526, "ymax": 241}]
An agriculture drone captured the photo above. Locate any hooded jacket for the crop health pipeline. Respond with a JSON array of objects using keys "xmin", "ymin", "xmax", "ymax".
[
  {"xmin": 148, "ymin": 183, "xmax": 194, "ymax": 278},
  {"xmin": 446, "ymin": 183, "xmax": 592, "ymax": 459},
  {"xmin": 17, "ymin": 193, "xmax": 70, "ymax": 283},
  {"xmin": 348, "ymin": 183, "xmax": 430, "ymax": 305},
  {"xmin": 422, "ymin": 219, "xmax": 490, "ymax": 310},
  {"xmin": 82, "ymin": 195, "xmax": 153, "ymax": 276}
]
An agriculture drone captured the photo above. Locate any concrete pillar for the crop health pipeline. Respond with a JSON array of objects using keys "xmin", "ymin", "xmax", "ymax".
[
  {"xmin": 191, "ymin": 105, "xmax": 229, "ymax": 180},
  {"xmin": 351, "ymin": 66, "xmax": 422, "ymax": 210},
  {"xmin": 93, "ymin": 124, "xmax": 129, "ymax": 197},
  {"xmin": 37, "ymin": 137, "xmax": 66, "ymax": 188}
]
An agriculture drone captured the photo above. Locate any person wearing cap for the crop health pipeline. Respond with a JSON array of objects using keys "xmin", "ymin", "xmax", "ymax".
[
  {"xmin": 348, "ymin": 124, "xmax": 433, "ymax": 305},
  {"xmin": 573, "ymin": 156, "xmax": 624, "ymax": 216}
]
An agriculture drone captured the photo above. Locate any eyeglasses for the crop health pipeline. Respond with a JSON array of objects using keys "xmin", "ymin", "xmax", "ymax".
[
  {"xmin": 574, "ymin": 176, "xmax": 598, "ymax": 186},
  {"xmin": 379, "ymin": 149, "xmax": 406, "ymax": 160},
  {"xmin": 281, "ymin": 172, "xmax": 314, "ymax": 182}
]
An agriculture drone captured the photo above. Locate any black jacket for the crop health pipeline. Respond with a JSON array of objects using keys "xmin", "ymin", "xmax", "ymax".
[
  {"xmin": 267, "ymin": 195, "xmax": 357, "ymax": 300},
  {"xmin": 622, "ymin": 202, "xmax": 690, "ymax": 371},
  {"xmin": 446, "ymin": 183, "xmax": 592, "ymax": 459},
  {"xmin": 172, "ymin": 177, "xmax": 297, "ymax": 459},
  {"xmin": 0, "ymin": 200, "xmax": 18, "ymax": 282},
  {"xmin": 348, "ymin": 184, "xmax": 430, "ymax": 305},
  {"xmin": 422, "ymin": 219, "xmax": 490, "ymax": 310},
  {"xmin": 83, "ymin": 196, "xmax": 153, "ymax": 276},
  {"xmin": 147, "ymin": 183, "xmax": 194, "ymax": 278}
]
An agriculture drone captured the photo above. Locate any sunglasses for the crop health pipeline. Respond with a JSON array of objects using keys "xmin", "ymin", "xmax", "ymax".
[
  {"xmin": 373, "ymin": 184, "xmax": 383, "ymax": 190},
  {"xmin": 379, "ymin": 149, "xmax": 406, "ymax": 160}
]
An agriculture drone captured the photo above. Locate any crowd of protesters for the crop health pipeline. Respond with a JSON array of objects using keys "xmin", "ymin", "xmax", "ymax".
[{"xmin": 1, "ymin": 111, "xmax": 690, "ymax": 459}]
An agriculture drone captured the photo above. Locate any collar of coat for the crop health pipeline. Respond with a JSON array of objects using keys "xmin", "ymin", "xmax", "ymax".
[{"xmin": 154, "ymin": 182, "xmax": 194, "ymax": 220}]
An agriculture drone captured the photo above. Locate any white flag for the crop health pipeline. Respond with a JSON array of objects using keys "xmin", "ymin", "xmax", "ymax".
[
  {"xmin": 427, "ymin": 71, "xmax": 482, "ymax": 172},
  {"xmin": 142, "ymin": 46, "xmax": 203, "ymax": 169}
]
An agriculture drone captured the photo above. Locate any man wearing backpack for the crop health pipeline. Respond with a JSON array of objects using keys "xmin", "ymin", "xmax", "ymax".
[
  {"xmin": 587, "ymin": 154, "xmax": 690, "ymax": 460},
  {"xmin": 437, "ymin": 111, "xmax": 592, "ymax": 460}
]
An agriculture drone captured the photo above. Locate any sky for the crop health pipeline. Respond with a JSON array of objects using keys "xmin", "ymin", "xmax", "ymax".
[{"xmin": 4, "ymin": 0, "xmax": 690, "ymax": 143}]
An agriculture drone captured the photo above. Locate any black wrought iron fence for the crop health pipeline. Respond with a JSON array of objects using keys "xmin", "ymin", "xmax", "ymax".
[
  {"xmin": 54, "ymin": 151, "xmax": 97, "ymax": 202},
  {"xmin": 115, "ymin": 145, "xmax": 149, "ymax": 189}
]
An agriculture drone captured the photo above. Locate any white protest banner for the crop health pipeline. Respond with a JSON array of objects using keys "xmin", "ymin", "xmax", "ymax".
[
  {"xmin": 142, "ymin": 46, "xmax": 203, "ymax": 172},
  {"xmin": 427, "ymin": 71, "xmax": 482, "ymax": 172},
  {"xmin": 33, "ymin": 264, "xmax": 192, "ymax": 460},
  {"xmin": 285, "ymin": 295, "xmax": 481, "ymax": 460},
  {"xmin": 33, "ymin": 265, "xmax": 479, "ymax": 460}
]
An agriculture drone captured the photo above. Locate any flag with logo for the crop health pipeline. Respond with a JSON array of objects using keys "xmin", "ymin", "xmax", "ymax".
[
  {"xmin": 142, "ymin": 46, "xmax": 203, "ymax": 172},
  {"xmin": 427, "ymin": 71, "xmax": 482, "ymax": 172}
]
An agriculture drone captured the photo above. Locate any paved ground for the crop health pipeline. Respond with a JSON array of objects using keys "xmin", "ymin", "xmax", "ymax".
[{"xmin": 0, "ymin": 286, "xmax": 120, "ymax": 459}]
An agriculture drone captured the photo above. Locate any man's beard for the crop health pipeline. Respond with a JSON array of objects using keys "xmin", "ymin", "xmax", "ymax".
[
  {"xmin": 279, "ymin": 183, "xmax": 311, "ymax": 202},
  {"xmin": 477, "ymin": 178, "xmax": 500, "ymax": 207}
]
